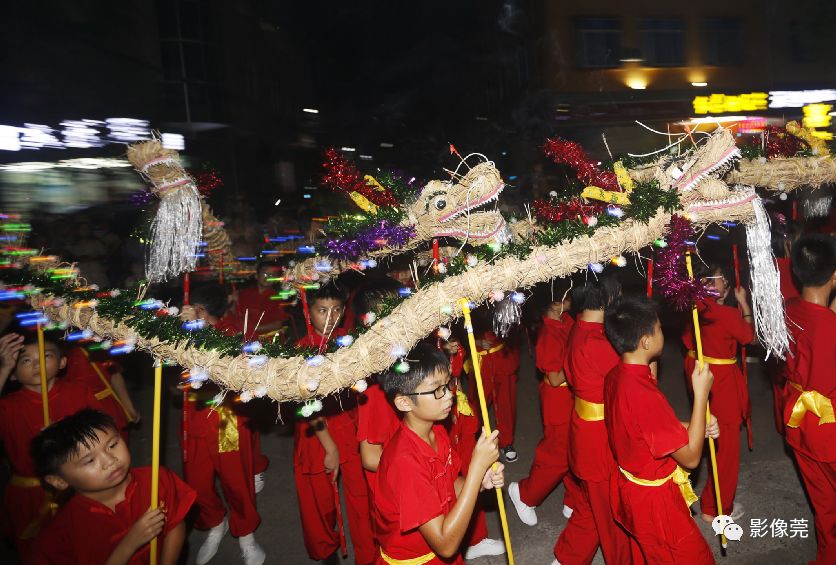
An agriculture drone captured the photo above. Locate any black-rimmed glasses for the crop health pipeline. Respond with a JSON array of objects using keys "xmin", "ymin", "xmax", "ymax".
[{"xmin": 405, "ymin": 378, "xmax": 458, "ymax": 400}]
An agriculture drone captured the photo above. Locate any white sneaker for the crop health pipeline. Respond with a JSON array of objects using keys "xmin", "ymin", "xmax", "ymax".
[
  {"xmin": 196, "ymin": 518, "xmax": 228, "ymax": 564},
  {"xmin": 502, "ymin": 445, "xmax": 518, "ymax": 463},
  {"xmin": 562, "ymin": 504, "xmax": 573, "ymax": 519},
  {"xmin": 464, "ymin": 538, "xmax": 505, "ymax": 559},
  {"xmin": 239, "ymin": 533, "xmax": 266, "ymax": 565},
  {"xmin": 550, "ymin": 559, "xmax": 562, "ymax": 565},
  {"xmin": 508, "ymin": 482, "xmax": 538, "ymax": 526},
  {"xmin": 254, "ymin": 472, "xmax": 265, "ymax": 494},
  {"xmin": 731, "ymin": 502, "xmax": 745, "ymax": 521}
]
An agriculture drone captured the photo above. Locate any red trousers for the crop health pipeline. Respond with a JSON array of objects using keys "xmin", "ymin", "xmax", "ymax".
[
  {"xmin": 686, "ymin": 359, "xmax": 743, "ymax": 517},
  {"xmin": 252, "ymin": 428, "xmax": 269, "ymax": 474},
  {"xmin": 554, "ymin": 475, "xmax": 631, "ymax": 565},
  {"xmin": 184, "ymin": 433, "xmax": 260, "ymax": 536},
  {"xmin": 519, "ymin": 422, "xmax": 580, "ymax": 510},
  {"xmin": 474, "ymin": 369, "xmax": 517, "ymax": 448},
  {"xmin": 453, "ymin": 413, "xmax": 489, "ymax": 549},
  {"xmin": 3, "ymin": 483, "xmax": 52, "ymax": 564},
  {"xmin": 794, "ymin": 450, "xmax": 836, "ymax": 565},
  {"xmin": 613, "ymin": 476, "xmax": 714, "ymax": 565},
  {"xmin": 294, "ymin": 454, "xmax": 377, "ymax": 564}
]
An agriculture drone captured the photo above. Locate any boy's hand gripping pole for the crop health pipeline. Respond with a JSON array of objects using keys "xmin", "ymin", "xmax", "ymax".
[
  {"xmin": 459, "ymin": 299, "xmax": 515, "ymax": 565},
  {"xmin": 685, "ymin": 253, "xmax": 727, "ymax": 550}
]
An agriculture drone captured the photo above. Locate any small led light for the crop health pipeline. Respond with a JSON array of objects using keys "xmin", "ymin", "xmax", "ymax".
[
  {"xmin": 336, "ymin": 335, "xmax": 354, "ymax": 347},
  {"xmin": 306, "ymin": 355, "xmax": 325, "ymax": 367},
  {"xmin": 394, "ymin": 360, "xmax": 411, "ymax": 373},
  {"xmin": 510, "ymin": 291, "xmax": 526, "ymax": 304},
  {"xmin": 589, "ymin": 262, "xmax": 605, "ymax": 274}
]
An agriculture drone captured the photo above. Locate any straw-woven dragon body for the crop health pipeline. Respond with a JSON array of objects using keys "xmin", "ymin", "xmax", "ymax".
[{"xmin": 15, "ymin": 127, "xmax": 834, "ymax": 402}]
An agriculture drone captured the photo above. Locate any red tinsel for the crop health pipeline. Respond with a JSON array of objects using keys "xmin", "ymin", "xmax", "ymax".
[
  {"xmin": 764, "ymin": 125, "xmax": 808, "ymax": 159},
  {"xmin": 322, "ymin": 148, "xmax": 399, "ymax": 207},
  {"xmin": 532, "ymin": 198, "xmax": 604, "ymax": 223},
  {"xmin": 543, "ymin": 138, "xmax": 620, "ymax": 191},
  {"xmin": 189, "ymin": 169, "xmax": 224, "ymax": 197}
]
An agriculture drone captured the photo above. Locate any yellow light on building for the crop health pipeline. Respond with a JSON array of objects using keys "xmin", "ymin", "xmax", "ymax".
[
  {"xmin": 693, "ymin": 92, "xmax": 768, "ymax": 114},
  {"xmin": 626, "ymin": 77, "xmax": 647, "ymax": 90},
  {"xmin": 802, "ymin": 103, "xmax": 832, "ymax": 129}
]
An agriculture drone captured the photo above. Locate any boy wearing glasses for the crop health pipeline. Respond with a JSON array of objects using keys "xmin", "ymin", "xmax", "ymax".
[
  {"xmin": 681, "ymin": 264, "xmax": 753, "ymax": 524},
  {"xmin": 375, "ymin": 343, "xmax": 504, "ymax": 564}
]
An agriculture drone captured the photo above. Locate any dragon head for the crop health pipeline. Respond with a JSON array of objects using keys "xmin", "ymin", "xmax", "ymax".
[{"xmin": 408, "ymin": 160, "xmax": 508, "ymax": 243}]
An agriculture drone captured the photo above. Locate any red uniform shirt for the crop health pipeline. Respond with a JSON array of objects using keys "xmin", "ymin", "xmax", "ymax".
[
  {"xmin": 356, "ymin": 382, "xmax": 400, "ymax": 447},
  {"xmin": 536, "ymin": 314, "xmax": 574, "ymax": 427},
  {"xmin": 236, "ymin": 285, "xmax": 289, "ymax": 325},
  {"xmin": 776, "ymin": 257, "xmax": 800, "ymax": 300},
  {"xmin": 294, "ymin": 330, "xmax": 360, "ymax": 474},
  {"xmin": 682, "ymin": 298, "xmax": 754, "ymax": 360},
  {"xmin": 783, "ymin": 297, "xmax": 836, "ymax": 462},
  {"xmin": 0, "ymin": 379, "xmax": 100, "ymax": 477},
  {"xmin": 35, "ymin": 467, "xmax": 196, "ymax": 565},
  {"xmin": 565, "ymin": 319, "xmax": 619, "ymax": 481},
  {"xmin": 63, "ymin": 347, "xmax": 129, "ymax": 431},
  {"xmin": 215, "ymin": 312, "xmax": 245, "ymax": 338},
  {"xmin": 374, "ymin": 423, "xmax": 463, "ymax": 564},
  {"xmin": 604, "ymin": 363, "xmax": 688, "ymax": 480}
]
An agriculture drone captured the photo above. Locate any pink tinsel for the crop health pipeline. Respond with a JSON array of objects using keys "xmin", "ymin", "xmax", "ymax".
[{"xmin": 656, "ymin": 215, "xmax": 713, "ymax": 311}]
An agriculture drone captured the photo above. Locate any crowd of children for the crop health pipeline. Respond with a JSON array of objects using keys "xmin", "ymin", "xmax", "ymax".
[{"xmin": 0, "ymin": 228, "xmax": 833, "ymax": 564}]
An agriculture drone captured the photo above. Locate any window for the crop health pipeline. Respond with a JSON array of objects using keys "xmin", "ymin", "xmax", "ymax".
[
  {"xmin": 641, "ymin": 18, "xmax": 685, "ymax": 67},
  {"xmin": 704, "ymin": 18, "xmax": 744, "ymax": 66},
  {"xmin": 575, "ymin": 17, "xmax": 621, "ymax": 68}
]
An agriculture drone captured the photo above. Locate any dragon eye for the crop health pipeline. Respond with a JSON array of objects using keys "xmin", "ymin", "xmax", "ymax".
[{"xmin": 434, "ymin": 199, "xmax": 447, "ymax": 210}]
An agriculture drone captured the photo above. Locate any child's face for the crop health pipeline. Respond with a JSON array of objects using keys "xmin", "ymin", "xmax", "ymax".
[
  {"xmin": 396, "ymin": 368, "xmax": 454, "ymax": 422},
  {"xmin": 14, "ymin": 343, "xmax": 66, "ymax": 388},
  {"xmin": 310, "ymin": 298, "xmax": 345, "ymax": 336},
  {"xmin": 703, "ymin": 269, "xmax": 728, "ymax": 299},
  {"xmin": 641, "ymin": 318, "xmax": 664, "ymax": 359},
  {"xmin": 47, "ymin": 427, "xmax": 131, "ymax": 494},
  {"xmin": 547, "ymin": 297, "xmax": 571, "ymax": 318}
]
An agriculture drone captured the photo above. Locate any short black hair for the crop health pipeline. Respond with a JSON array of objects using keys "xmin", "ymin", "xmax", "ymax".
[
  {"xmin": 189, "ymin": 283, "xmax": 229, "ymax": 318},
  {"xmin": 381, "ymin": 343, "xmax": 450, "ymax": 402},
  {"xmin": 309, "ymin": 280, "xmax": 348, "ymax": 306},
  {"xmin": 792, "ymin": 234, "xmax": 836, "ymax": 287},
  {"xmin": 31, "ymin": 409, "xmax": 119, "ymax": 479},
  {"xmin": 18, "ymin": 329, "xmax": 64, "ymax": 353},
  {"xmin": 571, "ymin": 273, "xmax": 621, "ymax": 311},
  {"xmin": 605, "ymin": 296, "xmax": 659, "ymax": 355}
]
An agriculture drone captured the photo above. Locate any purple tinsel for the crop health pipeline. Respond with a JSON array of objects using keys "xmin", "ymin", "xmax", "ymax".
[
  {"xmin": 325, "ymin": 221, "xmax": 416, "ymax": 259},
  {"xmin": 130, "ymin": 187, "xmax": 154, "ymax": 206},
  {"xmin": 656, "ymin": 215, "xmax": 713, "ymax": 311}
]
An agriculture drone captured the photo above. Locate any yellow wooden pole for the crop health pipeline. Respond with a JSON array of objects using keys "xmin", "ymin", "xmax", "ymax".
[
  {"xmin": 685, "ymin": 252, "xmax": 727, "ymax": 549},
  {"xmin": 36, "ymin": 323, "xmax": 50, "ymax": 427},
  {"xmin": 150, "ymin": 359, "xmax": 163, "ymax": 564},
  {"xmin": 459, "ymin": 299, "xmax": 515, "ymax": 565}
]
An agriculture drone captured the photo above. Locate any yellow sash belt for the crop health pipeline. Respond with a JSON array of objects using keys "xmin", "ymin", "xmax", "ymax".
[
  {"xmin": 9, "ymin": 475, "xmax": 58, "ymax": 540},
  {"xmin": 786, "ymin": 381, "xmax": 835, "ymax": 428},
  {"xmin": 455, "ymin": 390, "xmax": 473, "ymax": 417},
  {"xmin": 216, "ymin": 405, "xmax": 241, "ymax": 453},
  {"xmin": 619, "ymin": 465, "xmax": 699, "ymax": 509},
  {"xmin": 574, "ymin": 397, "xmax": 604, "ymax": 421},
  {"xmin": 687, "ymin": 350, "xmax": 736, "ymax": 365},
  {"xmin": 463, "ymin": 343, "xmax": 506, "ymax": 374},
  {"xmin": 380, "ymin": 549, "xmax": 436, "ymax": 565},
  {"xmin": 10, "ymin": 474, "xmax": 41, "ymax": 488}
]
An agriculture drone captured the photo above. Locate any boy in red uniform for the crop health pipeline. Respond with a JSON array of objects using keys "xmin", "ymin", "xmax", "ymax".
[
  {"xmin": 375, "ymin": 343, "xmax": 505, "ymax": 564},
  {"xmin": 32, "ymin": 409, "xmax": 196, "ymax": 564},
  {"xmin": 604, "ymin": 296, "xmax": 718, "ymax": 564},
  {"xmin": 64, "ymin": 346, "xmax": 139, "ymax": 439},
  {"xmin": 681, "ymin": 264, "xmax": 753, "ymax": 523},
  {"xmin": 553, "ymin": 275, "xmax": 631, "ymax": 565},
  {"xmin": 464, "ymin": 328, "xmax": 520, "ymax": 463},
  {"xmin": 180, "ymin": 284, "xmax": 266, "ymax": 565},
  {"xmin": 236, "ymin": 261, "xmax": 289, "ymax": 337},
  {"xmin": 0, "ymin": 330, "xmax": 101, "ymax": 561},
  {"xmin": 294, "ymin": 282, "xmax": 376, "ymax": 564},
  {"xmin": 783, "ymin": 234, "xmax": 836, "ymax": 564},
  {"xmin": 510, "ymin": 293, "xmax": 580, "ymax": 526}
]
